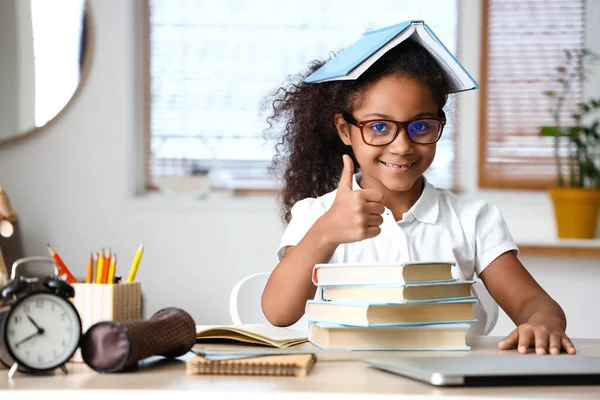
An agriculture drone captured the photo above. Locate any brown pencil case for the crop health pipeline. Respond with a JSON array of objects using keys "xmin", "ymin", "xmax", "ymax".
[{"xmin": 80, "ymin": 307, "xmax": 196, "ymax": 373}]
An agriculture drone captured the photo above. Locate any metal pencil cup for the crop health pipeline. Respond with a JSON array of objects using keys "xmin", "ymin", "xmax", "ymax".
[{"xmin": 70, "ymin": 282, "xmax": 142, "ymax": 362}]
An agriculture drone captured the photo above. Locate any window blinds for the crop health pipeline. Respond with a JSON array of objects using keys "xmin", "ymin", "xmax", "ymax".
[
  {"xmin": 479, "ymin": 0, "xmax": 585, "ymax": 189},
  {"xmin": 146, "ymin": 0, "xmax": 460, "ymax": 190}
]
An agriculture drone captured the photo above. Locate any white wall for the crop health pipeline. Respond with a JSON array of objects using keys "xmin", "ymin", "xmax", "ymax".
[
  {"xmin": 0, "ymin": 0, "xmax": 598, "ymax": 339},
  {"xmin": 0, "ymin": 0, "xmax": 20, "ymax": 136},
  {"xmin": 0, "ymin": 0, "xmax": 36, "ymax": 139},
  {"xmin": 15, "ymin": 0, "xmax": 35, "ymax": 132}
]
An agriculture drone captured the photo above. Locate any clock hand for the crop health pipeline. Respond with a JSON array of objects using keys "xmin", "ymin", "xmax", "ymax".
[
  {"xmin": 13, "ymin": 331, "xmax": 42, "ymax": 348},
  {"xmin": 27, "ymin": 315, "xmax": 45, "ymax": 334}
]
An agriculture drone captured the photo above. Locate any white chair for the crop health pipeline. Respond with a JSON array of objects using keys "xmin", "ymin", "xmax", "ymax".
[
  {"xmin": 229, "ymin": 271, "xmax": 308, "ymax": 330},
  {"xmin": 229, "ymin": 271, "xmax": 498, "ymax": 335},
  {"xmin": 229, "ymin": 272, "xmax": 272, "ymax": 325},
  {"xmin": 470, "ymin": 278, "xmax": 499, "ymax": 336}
]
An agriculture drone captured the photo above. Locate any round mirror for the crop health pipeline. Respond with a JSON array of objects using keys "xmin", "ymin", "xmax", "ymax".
[{"xmin": 0, "ymin": 0, "xmax": 92, "ymax": 145}]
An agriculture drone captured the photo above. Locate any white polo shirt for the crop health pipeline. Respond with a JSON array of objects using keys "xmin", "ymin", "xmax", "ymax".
[
  {"xmin": 275, "ymin": 174, "xmax": 519, "ymax": 334},
  {"xmin": 277, "ymin": 174, "xmax": 517, "ymax": 278}
]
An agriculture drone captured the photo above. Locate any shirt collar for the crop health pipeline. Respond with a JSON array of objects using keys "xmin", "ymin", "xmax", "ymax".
[
  {"xmin": 352, "ymin": 173, "xmax": 439, "ymax": 224},
  {"xmin": 409, "ymin": 177, "xmax": 439, "ymax": 224}
]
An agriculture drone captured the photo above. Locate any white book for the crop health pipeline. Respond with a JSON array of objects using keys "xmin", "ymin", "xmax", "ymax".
[{"xmin": 312, "ymin": 261, "xmax": 456, "ymax": 286}]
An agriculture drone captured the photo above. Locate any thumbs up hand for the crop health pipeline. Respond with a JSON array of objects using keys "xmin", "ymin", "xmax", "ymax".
[{"xmin": 319, "ymin": 155, "xmax": 385, "ymax": 246}]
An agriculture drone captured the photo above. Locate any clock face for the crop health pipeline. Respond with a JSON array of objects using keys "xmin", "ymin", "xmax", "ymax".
[{"xmin": 4, "ymin": 292, "xmax": 81, "ymax": 371}]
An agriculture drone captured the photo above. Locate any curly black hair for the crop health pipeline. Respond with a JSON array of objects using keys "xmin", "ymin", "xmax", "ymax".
[{"xmin": 263, "ymin": 40, "xmax": 450, "ymax": 224}]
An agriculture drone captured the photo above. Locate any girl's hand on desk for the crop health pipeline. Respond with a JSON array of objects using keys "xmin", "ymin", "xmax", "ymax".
[
  {"xmin": 480, "ymin": 252, "xmax": 575, "ymax": 356},
  {"xmin": 498, "ymin": 319, "xmax": 577, "ymax": 355}
]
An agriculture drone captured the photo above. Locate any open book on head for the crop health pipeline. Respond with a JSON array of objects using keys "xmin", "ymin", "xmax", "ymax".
[
  {"xmin": 195, "ymin": 324, "xmax": 308, "ymax": 348},
  {"xmin": 304, "ymin": 20, "xmax": 478, "ymax": 94}
]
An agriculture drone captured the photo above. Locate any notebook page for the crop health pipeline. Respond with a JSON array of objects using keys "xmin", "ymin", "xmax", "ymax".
[{"xmin": 195, "ymin": 324, "xmax": 308, "ymax": 347}]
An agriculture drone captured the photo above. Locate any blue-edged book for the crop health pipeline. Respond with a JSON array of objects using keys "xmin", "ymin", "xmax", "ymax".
[
  {"xmin": 305, "ymin": 298, "xmax": 477, "ymax": 327},
  {"xmin": 320, "ymin": 280, "xmax": 476, "ymax": 304},
  {"xmin": 304, "ymin": 20, "xmax": 478, "ymax": 94},
  {"xmin": 309, "ymin": 321, "xmax": 471, "ymax": 351}
]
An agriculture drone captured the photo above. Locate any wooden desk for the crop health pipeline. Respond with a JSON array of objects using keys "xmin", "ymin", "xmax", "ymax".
[{"xmin": 2, "ymin": 336, "xmax": 600, "ymax": 399}]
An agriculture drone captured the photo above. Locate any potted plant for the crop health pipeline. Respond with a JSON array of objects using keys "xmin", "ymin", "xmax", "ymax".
[{"xmin": 541, "ymin": 49, "xmax": 600, "ymax": 239}]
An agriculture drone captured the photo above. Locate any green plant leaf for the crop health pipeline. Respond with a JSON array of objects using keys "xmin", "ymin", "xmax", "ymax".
[
  {"xmin": 540, "ymin": 126, "xmax": 572, "ymax": 137},
  {"xmin": 540, "ymin": 126, "xmax": 558, "ymax": 136},
  {"xmin": 545, "ymin": 48, "xmax": 600, "ymax": 188}
]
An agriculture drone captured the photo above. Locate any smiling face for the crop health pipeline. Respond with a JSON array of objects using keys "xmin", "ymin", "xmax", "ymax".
[{"xmin": 335, "ymin": 74, "xmax": 440, "ymax": 197}]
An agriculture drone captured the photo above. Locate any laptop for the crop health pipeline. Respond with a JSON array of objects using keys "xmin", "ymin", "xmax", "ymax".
[{"xmin": 364, "ymin": 355, "xmax": 600, "ymax": 386}]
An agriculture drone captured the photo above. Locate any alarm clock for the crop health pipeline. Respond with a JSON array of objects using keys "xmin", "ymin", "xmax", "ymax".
[{"xmin": 0, "ymin": 257, "xmax": 82, "ymax": 377}]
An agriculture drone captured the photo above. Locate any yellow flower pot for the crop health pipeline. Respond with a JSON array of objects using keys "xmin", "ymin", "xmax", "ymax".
[{"xmin": 549, "ymin": 188, "xmax": 600, "ymax": 239}]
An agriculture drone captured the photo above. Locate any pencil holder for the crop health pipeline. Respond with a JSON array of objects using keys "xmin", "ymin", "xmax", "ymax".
[{"xmin": 70, "ymin": 282, "xmax": 142, "ymax": 362}]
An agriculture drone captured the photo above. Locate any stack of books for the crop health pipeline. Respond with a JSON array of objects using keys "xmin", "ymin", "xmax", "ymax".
[{"xmin": 305, "ymin": 262, "xmax": 477, "ymax": 351}]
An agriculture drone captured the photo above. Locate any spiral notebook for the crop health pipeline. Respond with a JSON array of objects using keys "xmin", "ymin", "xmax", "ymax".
[{"xmin": 186, "ymin": 353, "xmax": 316, "ymax": 377}]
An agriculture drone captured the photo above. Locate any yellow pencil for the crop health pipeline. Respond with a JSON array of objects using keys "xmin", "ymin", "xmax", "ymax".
[
  {"xmin": 95, "ymin": 251, "xmax": 105, "ymax": 284},
  {"xmin": 107, "ymin": 255, "xmax": 116, "ymax": 284},
  {"xmin": 127, "ymin": 243, "xmax": 144, "ymax": 283}
]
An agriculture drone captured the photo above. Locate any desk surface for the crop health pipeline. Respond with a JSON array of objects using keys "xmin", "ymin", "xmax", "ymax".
[{"xmin": 2, "ymin": 336, "xmax": 600, "ymax": 399}]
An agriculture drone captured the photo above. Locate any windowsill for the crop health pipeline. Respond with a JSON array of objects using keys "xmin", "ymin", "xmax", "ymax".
[
  {"xmin": 516, "ymin": 238, "xmax": 600, "ymax": 248},
  {"xmin": 128, "ymin": 189, "xmax": 280, "ymax": 215},
  {"xmin": 517, "ymin": 243, "xmax": 600, "ymax": 257},
  {"xmin": 233, "ymin": 187, "xmax": 280, "ymax": 196},
  {"xmin": 459, "ymin": 188, "xmax": 600, "ymax": 257}
]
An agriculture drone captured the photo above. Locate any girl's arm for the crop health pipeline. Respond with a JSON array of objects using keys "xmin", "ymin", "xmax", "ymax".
[
  {"xmin": 261, "ymin": 217, "xmax": 338, "ymax": 327},
  {"xmin": 479, "ymin": 251, "xmax": 576, "ymax": 355},
  {"xmin": 262, "ymin": 155, "xmax": 385, "ymax": 327}
]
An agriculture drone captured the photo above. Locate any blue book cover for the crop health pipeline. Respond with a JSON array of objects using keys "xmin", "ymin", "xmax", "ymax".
[
  {"xmin": 307, "ymin": 318, "xmax": 478, "ymax": 328},
  {"xmin": 312, "ymin": 296, "xmax": 477, "ymax": 305},
  {"xmin": 321, "ymin": 296, "xmax": 478, "ymax": 306},
  {"xmin": 306, "ymin": 20, "xmax": 413, "ymax": 81},
  {"xmin": 310, "ymin": 342, "xmax": 471, "ymax": 351},
  {"xmin": 304, "ymin": 20, "xmax": 478, "ymax": 93}
]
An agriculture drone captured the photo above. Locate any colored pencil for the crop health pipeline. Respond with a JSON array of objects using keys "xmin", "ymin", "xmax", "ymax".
[
  {"xmin": 46, "ymin": 244, "xmax": 77, "ymax": 283},
  {"xmin": 102, "ymin": 248, "xmax": 111, "ymax": 284},
  {"xmin": 108, "ymin": 255, "xmax": 117, "ymax": 284},
  {"xmin": 127, "ymin": 243, "xmax": 144, "ymax": 283},
  {"xmin": 95, "ymin": 252, "xmax": 105, "ymax": 284},
  {"xmin": 86, "ymin": 253, "xmax": 94, "ymax": 283}
]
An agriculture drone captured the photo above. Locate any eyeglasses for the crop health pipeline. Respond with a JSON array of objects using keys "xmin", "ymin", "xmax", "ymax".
[{"xmin": 342, "ymin": 111, "xmax": 446, "ymax": 146}]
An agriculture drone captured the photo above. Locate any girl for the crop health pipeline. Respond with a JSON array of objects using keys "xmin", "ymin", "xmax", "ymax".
[{"xmin": 261, "ymin": 38, "xmax": 575, "ymax": 356}]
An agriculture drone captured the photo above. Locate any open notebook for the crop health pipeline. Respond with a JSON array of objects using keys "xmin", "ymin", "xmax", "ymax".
[{"xmin": 195, "ymin": 324, "xmax": 308, "ymax": 348}]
